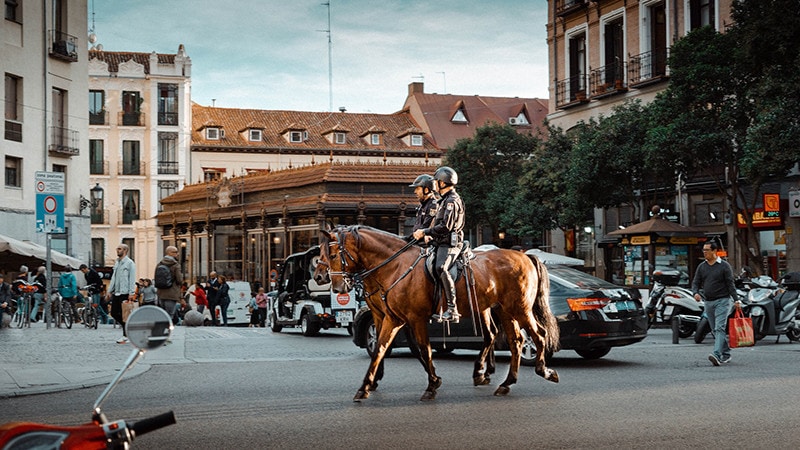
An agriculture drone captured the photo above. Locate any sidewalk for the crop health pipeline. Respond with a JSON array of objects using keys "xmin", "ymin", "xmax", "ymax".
[{"xmin": 0, "ymin": 319, "xmax": 187, "ymax": 398}]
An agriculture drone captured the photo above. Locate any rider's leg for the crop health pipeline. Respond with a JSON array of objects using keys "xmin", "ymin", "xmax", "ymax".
[{"xmin": 434, "ymin": 246, "xmax": 460, "ymax": 322}]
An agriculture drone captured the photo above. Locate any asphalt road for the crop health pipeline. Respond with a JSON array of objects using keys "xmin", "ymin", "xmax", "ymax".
[{"xmin": 3, "ymin": 326, "xmax": 799, "ymax": 449}]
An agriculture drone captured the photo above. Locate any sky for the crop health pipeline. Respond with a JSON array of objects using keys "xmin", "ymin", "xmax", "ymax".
[{"xmin": 91, "ymin": 0, "xmax": 550, "ymax": 114}]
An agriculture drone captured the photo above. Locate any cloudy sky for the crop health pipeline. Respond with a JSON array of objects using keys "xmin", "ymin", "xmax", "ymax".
[{"xmin": 91, "ymin": 0, "xmax": 549, "ymax": 113}]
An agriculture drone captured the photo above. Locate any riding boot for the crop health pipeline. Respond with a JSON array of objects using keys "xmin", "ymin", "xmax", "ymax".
[{"xmin": 437, "ymin": 284, "xmax": 460, "ymax": 323}]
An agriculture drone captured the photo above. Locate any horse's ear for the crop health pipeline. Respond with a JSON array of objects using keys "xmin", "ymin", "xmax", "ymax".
[{"xmin": 321, "ymin": 229, "xmax": 333, "ymax": 241}]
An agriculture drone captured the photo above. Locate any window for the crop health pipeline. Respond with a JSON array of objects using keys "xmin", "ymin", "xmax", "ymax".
[
  {"xmin": 89, "ymin": 90, "xmax": 105, "ymax": 125},
  {"xmin": 122, "ymin": 238, "xmax": 135, "ymax": 260},
  {"xmin": 603, "ymin": 17, "xmax": 624, "ymax": 85},
  {"xmin": 289, "ymin": 131, "xmax": 303, "ymax": 143},
  {"xmin": 410, "ymin": 135, "xmax": 423, "ymax": 146},
  {"xmin": 5, "ymin": 0, "xmax": 20, "ymax": 22},
  {"xmin": 158, "ymin": 181, "xmax": 179, "ymax": 212},
  {"xmin": 158, "ymin": 83, "xmax": 178, "ymax": 125},
  {"xmin": 121, "ymin": 91, "xmax": 141, "ymax": 126},
  {"xmin": 89, "ymin": 140, "xmax": 104, "ymax": 174},
  {"xmin": 50, "ymin": 0, "xmax": 77, "ymax": 62},
  {"xmin": 206, "ymin": 127, "xmax": 220, "ymax": 140},
  {"xmin": 249, "ymin": 129, "xmax": 262, "ymax": 141},
  {"xmin": 5, "ymin": 156, "xmax": 20, "ymax": 187},
  {"xmin": 568, "ymin": 32, "xmax": 587, "ymax": 99},
  {"xmin": 91, "ymin": 238, "xmax": 105, "ymax": 267},
  {"xmin": 121, "ymin": 191, "xmax": 140, "ymax": 224},
  {"xmin": 334, "ymin": 132, "xmax": 346, "ymax": 144},
  {"xmin": 4, "ymin": 73, "xmax": 22, "ymax": 142},
  {"xmin": 370, "ymin": 133, "xmax": 381, "ymax": 145},
  {"xmin": 158, "ymin": 133, "xmax": 178, "ymax": 174},
  {"xmin": 690, "ymin": 0, "xmax": 714, "ymax": 30},
  {"xmin": 509, "ymin": 113, "xmax": 528, "ymax": 125},
  {"xmin": 204, "ymin": 169, "xmax": 224, "ymax": 182},
  {"xmin": 451, "ymin": 109, "xmax": 468, "ymax": 123},
  {"xmin": 122, "ymin": 141, "xmax": 140, "ymax": 175}
]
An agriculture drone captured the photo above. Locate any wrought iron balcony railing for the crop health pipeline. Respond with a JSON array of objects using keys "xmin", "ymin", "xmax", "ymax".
[
  {"xmin": 50, "ymin": 30, "xmax": 78, "ymax": 62},
  {"xmin": 628, "ymin": 48, "xmax": 669, "ymax": 86},
  {"xmin": 118, "ymin": 161, "xmax": 145, "ymax": 176},
  {"xmin": 89, "ymin": 110, "xmax": 108, "ymax": 125},
  {"xmin": 555, "ymin": 74, "xmax": 588, "ymax": 109},
  {"xmin": 49, "ymin": 126, "xmax": 80, "ymax": 156},
  {"xmin": 118, "ymin": 111, "xmax": 145, "ymax": 126},
  {"xmin": 158, "ymin": 161, "xmax": 179, "ymax": 175}
]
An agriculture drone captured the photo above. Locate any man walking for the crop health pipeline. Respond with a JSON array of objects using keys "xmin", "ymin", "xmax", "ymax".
[
  {"xmin": 107, "ymin": 244, "xmax": 136, "ymax": 343},
  {"xmin": 155, "ymin": 245, "xmax": 183, "ymax": 321},
  {"xmin": 80, "ymin": 264, "xmax": 110, "ymax": 324},
  {"xmin": 205, "ymin": 271, "xmax": 220, "ymax": 326},
  {"xmin": 692, "ymin": 241, "xmax": 738, "ymax": 366}
]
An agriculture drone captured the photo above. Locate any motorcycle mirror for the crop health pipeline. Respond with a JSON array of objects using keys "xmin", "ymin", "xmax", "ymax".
[{"xmin": 125, "ymin": 305, "xmax": 174, "ymax": 350}]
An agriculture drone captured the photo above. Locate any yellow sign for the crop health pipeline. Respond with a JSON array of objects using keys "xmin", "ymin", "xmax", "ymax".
[
  {"xmin": 670, "ymin": 237, "xmax": 699, "ymax": 245},
  {"xmin": 630, "ymin": 236, "xmax": 651, "ymax": 245}
]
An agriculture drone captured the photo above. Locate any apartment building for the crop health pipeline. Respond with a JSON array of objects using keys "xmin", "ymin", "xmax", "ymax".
[
  {"xmin": 2, "ymin": 0, "xmax": 89, "ymax": 261},
  {"xmin": 87, "ymin": 46, "xmax": 191, "ymax": 279}
]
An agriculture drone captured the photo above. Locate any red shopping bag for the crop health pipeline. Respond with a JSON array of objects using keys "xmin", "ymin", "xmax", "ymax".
[{"xmin": 728, "ymin": 304, "xmax": 754, "ymax": 348}]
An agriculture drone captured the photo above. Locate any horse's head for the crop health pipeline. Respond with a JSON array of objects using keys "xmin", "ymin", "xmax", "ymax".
[{"xmin": 315, "ymin": 227, "xmax": 359, "ymax": 293}]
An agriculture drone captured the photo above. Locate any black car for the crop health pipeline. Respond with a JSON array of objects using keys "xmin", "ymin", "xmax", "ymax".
[{"xmin": 352, "ymin": 264, "xmax": 648, "ymax": 361}]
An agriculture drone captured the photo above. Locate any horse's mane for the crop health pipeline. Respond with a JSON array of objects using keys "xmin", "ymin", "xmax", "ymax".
[{"xmin": 329, "ymin": 225, "xmax": 406, "ymax": 248}]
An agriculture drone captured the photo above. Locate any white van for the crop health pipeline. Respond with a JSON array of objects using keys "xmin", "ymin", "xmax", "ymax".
[{"xmin": 186, "ymin": 280, "xmax": 253, "ymax": 326}]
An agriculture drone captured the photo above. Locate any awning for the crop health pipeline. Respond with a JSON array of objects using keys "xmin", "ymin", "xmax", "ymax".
[
  {"xmin": 524, "ymin": 248, "xmax": 584, "ymax": 266},
  {"xmin": 0, "ymin": 233, "xmax": 84, "ymax": 272}
]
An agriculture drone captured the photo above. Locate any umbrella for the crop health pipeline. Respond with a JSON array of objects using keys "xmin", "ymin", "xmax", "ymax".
[
  {"xmin": 0, "ymin": 233, "xmax": 84, "ymax": 272},
  {"xmin": 524, "ymin": 248, "xmax": 584, "ymax": 266}
]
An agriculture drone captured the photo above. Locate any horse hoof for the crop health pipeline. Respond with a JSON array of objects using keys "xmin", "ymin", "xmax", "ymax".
[
  {"xmin": 473, "ymin": 376, "xmax": 491, "ymax": 386},
  {"xmin": 353, "ymin": 390, "xmax": 369, "ymax": 402},
  {"xmin": 420, "ymin": 390, "xmax": 437, "ymax": 401},
  {"xmin": 493, "ymin": 385, "xmax": 510, "ymax": 396},
  {"xmin": 546, "ymin": 369, "xmax": 559, "ymax": 383}
]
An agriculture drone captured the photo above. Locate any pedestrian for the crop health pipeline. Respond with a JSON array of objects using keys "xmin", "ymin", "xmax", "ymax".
[
  {"xmin": 140, "ymin": 278, "xmax": 158, "ymax": 306},
  {"xmin": 0, "ymin": 274, "xmax": 12, "ymax": 328},
  {"xmin": 80, "ymin": 263, "xmax": 109, "ymax": 324},
  {"xmin": 408, "ymin": 173, "xmax": 437, "ymax": 244},
  {"xmin": 12, "ymin": 266, "xmax": 29, "ymax": 320},
  {"xmin": 107, "ymin": 243, "xmax": 137, "ymax": 344},
  {"xmin": 255, "ymin": 286, "xmax": 268, "ymax": 327},
  {"xmin": 412, "ymin": 166, "xmax": 466, "ymax": 322},
  {"xmin": 58, "ymin": 266, "xmax": 80, "ymax": 323},
  {"xmin": 217, "ymin": 275, "xmax": 231, "ymax": 326},
  {"xmin": 248, "ymin": 293, "xmax": 259, "ymax": 327},
  {"xmin": 692, "ymin": 241, "xmax": 738, "ymax": 366},
  {"xmin": 154, "ymin": 246, "xmax": 183, "ymax": 322},
  {"xmin": 32, "ymin": 266, "xmax": 47, "ymax": 323},
  {"xmin": 205, "ymin": 271, "xmax": 221, "ymax": 326},
  {"xmin": 192, "ymin": 280, "xmax": 208, "ymax": 315}
]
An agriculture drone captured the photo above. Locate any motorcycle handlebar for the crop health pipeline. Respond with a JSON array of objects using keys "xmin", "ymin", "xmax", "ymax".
[{"xmin": 130, "ymin": 411, "xmax": 176, "ymax": 438}]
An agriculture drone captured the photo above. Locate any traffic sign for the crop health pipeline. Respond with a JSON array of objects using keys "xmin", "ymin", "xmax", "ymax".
[
  {"xmin": 790, "ymin": 191, "xmax": 800, "ymax": 218},
  {"xmin": 35, "ymin": 171, "xmax": 65, "ymax": 233}
]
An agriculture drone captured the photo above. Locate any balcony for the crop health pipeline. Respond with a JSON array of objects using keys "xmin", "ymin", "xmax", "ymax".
[
  {"xmin": 120, "ymin": 209, "xmax": 146, "ymax": 225},
  {"xmin": 555, "ymin": 74, "xmax": 589, "ymax": 109},
  {"xmin": 49, "ymin": 126, "xmax": 80, "ymax": 156},
  {"xmin": 91, "ymin": 210, "xmax": 108, "ymax": 225},
  {"xmin": 158, "ymin": 112, "xmax": 178, "ymax": 126},
  {"xmin": 118, "ymin": 111, "xmax": 145, "ymax": 126},
  {"xmin": 89, "ymin": 110, "xmax": 108, "ymax": 125},
  {"xmin": 589, "ymin": 61, "xmax": 628, "ymax": 99},
  {"xmin": 628, "ymin": 48, "xmax": 670, "ymax": 88},
  {"xmin": 49, "ymin": 30, "xmax": 78, "ymax": 62},
  {"xmin": 158, "ymin": 161, "xmax": 179, "ymax": 175},
  {"xmin": 90, "ymin": 160, "xmax": 109, "ymax": 175},
  {"xmin": 4, "ymin": 120, "xmax": 22, "ymax": 142},
  {"xmin": 555, "ymin": 0, "xmax": 587, "ymax": 17},
  {"xmin": 118, "ymin": 161, "xmax": 145, "ymax": 176}
]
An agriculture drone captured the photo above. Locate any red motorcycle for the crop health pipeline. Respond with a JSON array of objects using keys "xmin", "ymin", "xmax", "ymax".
[{"xmin": 0, "ymin": 306, "xmax": 176, "ymax": 449}]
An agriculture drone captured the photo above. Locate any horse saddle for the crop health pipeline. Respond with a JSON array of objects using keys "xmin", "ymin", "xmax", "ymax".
[{"xmin": 423, "ymin": 241, "xmax": 474, "ymax": 287}]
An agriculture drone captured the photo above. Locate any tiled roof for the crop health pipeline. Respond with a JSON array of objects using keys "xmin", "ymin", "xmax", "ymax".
[
  {"xmin": 192, "ymin": 103, "xmax": 440, "ymax": 155},
  {"xmin": 88, "ymin": 50, "xmax": 176, "ymax": 74},
  {"xmin": 403, "ymin": 83, "xmax": 549, "ymax": 149}
]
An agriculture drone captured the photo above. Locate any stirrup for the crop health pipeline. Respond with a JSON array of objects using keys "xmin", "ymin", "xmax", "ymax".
[{"xmin": 434, "ymin": 308, "xmax": 460, "ymax": 323}]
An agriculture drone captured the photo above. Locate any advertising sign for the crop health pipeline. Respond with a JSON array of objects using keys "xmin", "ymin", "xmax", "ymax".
[
  {"xmin": 35, "ymin": 171, "xmax": 65, "ymax": 233},
  {"xmin": 790, "ymin": 191, "xmax": 800, "ymax": 218}
]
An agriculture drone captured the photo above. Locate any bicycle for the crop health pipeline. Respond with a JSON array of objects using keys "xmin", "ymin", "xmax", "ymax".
[
  {"xmin": 50, "ymin": 291, "xmax": 73, "ymax": 329},
  {"xmin": 14, "ymin": 281, "xmax": 40, "ymax": 329},
  {"xmin": 79, "ymin": 285, "xmax": 103, "ymax": 329}
]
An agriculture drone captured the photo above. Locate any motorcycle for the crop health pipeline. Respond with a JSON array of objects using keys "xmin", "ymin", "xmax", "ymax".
[
  {"xmin": 0, "ymin": 306, "xmax": 176, "ymax": 449},
  {"xmin": 694, "ymin": 270, "xmax": 779, "ymax": 344},
  {"xmin": 747, "ymin": 271, "xmax": 800, "ymax": 343},
  {"xmin": 644, "ymin": 270, "xmax": 702, "ymax": 338}
]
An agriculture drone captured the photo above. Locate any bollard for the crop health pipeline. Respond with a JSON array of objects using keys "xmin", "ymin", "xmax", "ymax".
[{"xmin": 671, "ymin": 316, "xmax": 680, "ymax": 344}]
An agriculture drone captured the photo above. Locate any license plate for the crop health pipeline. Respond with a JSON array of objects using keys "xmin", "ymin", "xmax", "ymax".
[
  {"xmin": 663, "ymin": 305, "xmax": 674, "ymax": 318},
  {"xmin": 336, "ymin": 310, "xmax": 353, "ymax": 324}
]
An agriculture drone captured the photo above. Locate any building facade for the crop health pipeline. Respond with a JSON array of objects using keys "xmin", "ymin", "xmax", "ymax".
[
  {"xmin": 2, "ymin": 0, "xmax": 89, "ymax": 262},
  {"xmin": 87, "ymin": 47, "xmax": 192, "ymax": 279}
]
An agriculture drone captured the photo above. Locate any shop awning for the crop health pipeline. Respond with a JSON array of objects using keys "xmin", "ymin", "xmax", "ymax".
[
  {"xmin": 608, "ymin": 216, "xmax": 705, "ymax": 238},
  {"xmin": 0, "ymin": 233, "xmax": 84, "ymax": 272}
]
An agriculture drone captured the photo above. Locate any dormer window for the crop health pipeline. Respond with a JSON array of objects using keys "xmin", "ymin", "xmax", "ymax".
[
  {"xmin": 370, "ymin": 133, "xmax": 381, "ymax": 145},
  {"xmin": 334, "ymin": 132, "xmax": 346, "ymax": 144},
  {"xmin": 289, "ymin": 131, "xmax": 303, "ymax": 143},
  {"xmin": 249, "ymin": 129, "xmax": 262, "ymax": 141},
  {"xmin": 206, "ymin": 127, "xmax": 221, "ymax": 140},
  {"xmin": 451, "ymin": 109, "xmax": 468, "ymax": 123},
  {"xmin": 410, "ymin": 134, "xmax": 423, "ymax": 146},
  {"xmin": 508, "ymin": 113, "xmax": 529, "ymax": 126}
]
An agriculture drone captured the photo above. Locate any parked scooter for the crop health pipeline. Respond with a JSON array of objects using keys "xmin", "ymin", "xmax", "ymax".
[
  {"xmin": 0, "ymin": 306, "xmax": 176, "ymax": 449},
  {"xmin": 645, "ymin": 270, "xmax": 703, "ymax": 338},
  {"xmin": 747, "ymin": 271, "xmax": 800, "ymax": 343}
]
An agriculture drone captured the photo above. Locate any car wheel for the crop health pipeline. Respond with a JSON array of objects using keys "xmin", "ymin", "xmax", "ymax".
[
  {"xmin": 269, "ymin": 311, "xmax": 282, "ymax": 332},
  {"xmin": 300, "ymin": 313, "xmax": 320, "ymax": 337},
  {"xmin": 518, "ymin": 328, "xmax": 552, "ymax": 366},
  {"xmin": 365, "ymin": 317, "xmax": 391, "ymax": 358},
  {"xmin": 575, "ymin": 346, "xmax": 611, "ymax": 359}
]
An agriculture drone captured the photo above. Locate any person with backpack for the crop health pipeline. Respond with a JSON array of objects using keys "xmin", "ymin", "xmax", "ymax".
[
  {"xmin": 154, "ymin": 246, "xmax": 183, "ymax": 321},
  {"xmin": 59, "ymin": 266, "xmax": 80, "ymax": 324}
]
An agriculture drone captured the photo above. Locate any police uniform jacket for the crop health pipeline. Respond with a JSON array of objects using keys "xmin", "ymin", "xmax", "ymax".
[
  {"xmin": 423, "ymin": 189, "xmax": 464, "ymax": 246},
  {"xmin": 413, "ymin": 196, "xmax": 437, "ymax": 232}
]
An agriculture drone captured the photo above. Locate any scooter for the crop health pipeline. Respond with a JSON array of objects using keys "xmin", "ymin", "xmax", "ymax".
[
  {"xmin": 645, "ymin": 270, "xmax": 702, "ymax": 338},
  {"xmin": 0, "ymin": 306, "xmax": 176, "ymax": 449},
  {"xmin": 747, "ymin": 271, "xmax": 800, "ymax": 343}
]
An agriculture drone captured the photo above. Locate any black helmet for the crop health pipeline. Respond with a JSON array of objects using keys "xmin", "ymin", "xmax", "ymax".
[
  {"xmin": 434, "ymin": 166, "xmax": 458, "ymax": 186},
  {"xmin": 409, "ymin": 174, "xmax": 434, "ymax": 192}
]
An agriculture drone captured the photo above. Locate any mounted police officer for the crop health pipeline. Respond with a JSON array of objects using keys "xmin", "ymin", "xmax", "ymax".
[
  {"xmin": 413, "ymin": 166, "xmax": 465, "ymax": 322},
  {"xmin": 408, "ymin": 174, "xmax": 437, "ymax": 244}
]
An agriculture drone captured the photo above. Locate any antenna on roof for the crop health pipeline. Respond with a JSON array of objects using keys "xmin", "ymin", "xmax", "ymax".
[
  {"xmin": 318, "ymin": 2, "xmax": 333, "ymax": 112},
  {"xmin": 88, "ymin": 0, "xmax": 102, "ymax": 51},
  {"xmin": 436, "ymin": 71, "xmax": 446, "ymax": 94}
]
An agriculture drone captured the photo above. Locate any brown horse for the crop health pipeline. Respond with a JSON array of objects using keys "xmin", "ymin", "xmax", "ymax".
[{"xmin": 314, "ymin": 225, "xmax": 559, "ymax": 401}]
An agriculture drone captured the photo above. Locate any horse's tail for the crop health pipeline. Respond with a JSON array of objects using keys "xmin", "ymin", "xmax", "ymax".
[{"xmin": 530, "ymin": 256, "xmax": 560, "ymax": 353}]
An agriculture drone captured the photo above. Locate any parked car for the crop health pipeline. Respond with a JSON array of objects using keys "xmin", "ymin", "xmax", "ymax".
[
  {"xmin": 185, "ymin": 280, "xmax": 253, "ymax": 326},
  {"xmin": 352, "ymin": 264, "xmax": 648, "ymax": 361}
]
